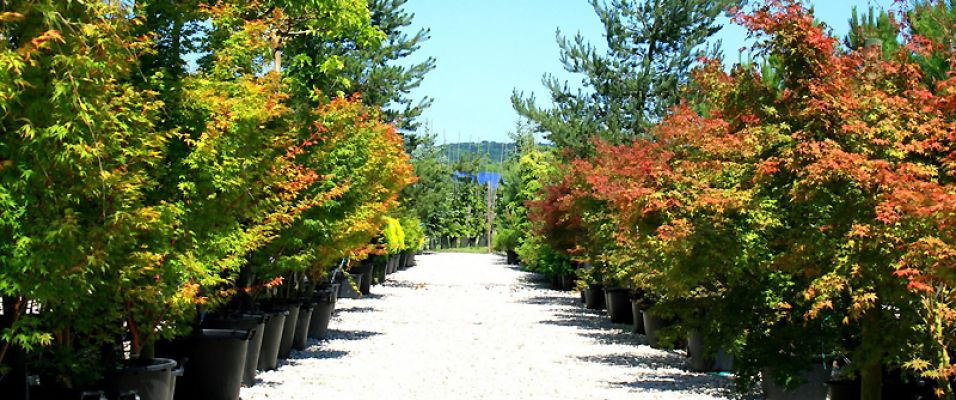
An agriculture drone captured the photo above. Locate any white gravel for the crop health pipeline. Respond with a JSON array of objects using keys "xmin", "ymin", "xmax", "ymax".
[{"xmin": 241, "ymin": 252, "xmax": 736, "ymax": 400}]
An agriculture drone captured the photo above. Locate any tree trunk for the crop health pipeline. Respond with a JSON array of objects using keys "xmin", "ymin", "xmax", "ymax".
[
  {"xmin": 860, "ymin": 362, "xmax": 882, "ymax": 400},
  {"xmin": 860, "ymin": 310, "xmax": 883, "ymax": 400},
  {"xmin": 271, "ymin": 29, "xmax": 282, "ymax": 74}
]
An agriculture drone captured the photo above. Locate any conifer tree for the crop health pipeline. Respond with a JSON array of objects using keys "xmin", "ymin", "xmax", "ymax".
[{"xmin": 513, "ymin": 0, "xmax": 736, "ymax": 156}]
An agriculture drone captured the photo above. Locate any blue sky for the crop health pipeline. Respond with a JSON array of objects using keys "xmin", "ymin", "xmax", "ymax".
[{"xmin": 401, "ymin": 0, "xmax": 895, "ymax": 144}]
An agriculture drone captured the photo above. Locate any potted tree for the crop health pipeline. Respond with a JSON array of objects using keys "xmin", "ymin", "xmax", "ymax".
[{"xmin": 0, "ymin": 3, "xmax": 184, "ymax": 398}]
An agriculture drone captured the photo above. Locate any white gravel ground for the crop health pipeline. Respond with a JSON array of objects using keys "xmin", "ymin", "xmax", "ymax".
[{"xmin": 241, "ymin": 252, "xmax": 737, "ymax": 400}]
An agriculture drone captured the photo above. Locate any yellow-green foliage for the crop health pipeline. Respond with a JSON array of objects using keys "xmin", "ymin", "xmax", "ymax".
[
  {"xmin": 400, "ymin": 216, "xmax": 426, "ymax": 251},
  {"xmin": 383, "ymin": 217, "xmax": 406, "ymax": 254}
]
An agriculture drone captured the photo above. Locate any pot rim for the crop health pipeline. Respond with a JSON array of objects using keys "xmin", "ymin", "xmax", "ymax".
[{"xmin": 118, "ymin": 357, "xmax": 178, "ymax": 373}]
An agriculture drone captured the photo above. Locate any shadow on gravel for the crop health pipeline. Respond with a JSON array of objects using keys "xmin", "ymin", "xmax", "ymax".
[
  {"xmin": 323, "ymin": 328, "xmax": 382, "ymax": 341},
  {"xmin": 489, "ymin": 255, "xmax": 509, "ymax": 265},
  {"xmin": 381, "ymin": 280, "xmax": 423, "ymax": 290},
  {"xmin": 610, "ymin": 374, "xmax": 735, "ymax": 398},
  {"xmin": 289, "ymin": 348, "xmax": 349, "ymax": 361},
  {"xmin": 538, "ymin": 309, "xmax": 626, "ymax": 330},
  {"xmin": 337, "ymin": 306, "xmax": 375, "ymax": 313},
  {"xmin": 520, "ymin": 293, "xmax": 579, "ymax": 307},
  {"xmin": 514, "ymin": 271, "xmax": 550, "ymax": 287},
  {"xmin": 354, "ymin": 292, "xmax": 386, "ymax": 300},
  {"xmin": 577, "ymin": 352, "xmax": 682, "ymax": 370},
  {"xmin": 579, "ymin": 330, "xmax": 648, "ymax": 346}
]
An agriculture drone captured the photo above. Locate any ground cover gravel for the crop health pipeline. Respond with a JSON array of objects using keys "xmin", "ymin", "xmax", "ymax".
[{"xmin": 241, "ymin": 252, "xmax": 737, "ymax": 399}]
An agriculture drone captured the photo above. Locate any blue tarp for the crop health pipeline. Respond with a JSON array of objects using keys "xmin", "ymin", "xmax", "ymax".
[{"xmin": 453, "ymin": 171, "xmax": 503, "ymax": 189}]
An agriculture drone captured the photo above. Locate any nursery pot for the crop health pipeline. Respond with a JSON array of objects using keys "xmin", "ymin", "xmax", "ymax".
[
  {"xmin": 560, "ymin": 274, "xmax": 576, "ymax": 291},
  {"xmin": 604, "ymin": 288, "xmax": 633, "ymax": 324},
  {"xmin": 278, "ymin": 303, "xmax": 301, "ymax": 359},
  {"xmin": 349, "ymin": 263, "xmax": 373, "ymax": 294},
  {"xmin": 583, "ymin": 285, "xmax": 605, "ymax": 310},
  {"xmin": 642, "ymin": 309, "xmax": 670, "ymax": 348},
  {"xmin": 630, "ymin": 300, "xmax": 645, "ymax": 334},
  {"xmin": 826, "ymin": 379, "xmax": 859, "ymax": 400},
  {"xmin": 390, "ymin": 255, "xmax": 398, "ymax": 274},
  {"xmin": 826, "ymin": 370, "xmax": 940, "ymax": 400},
  {"xmin": 580, "ymin": 290, "xmax": 586, "ymax": 304},
  {"xmin": 360, "ymin": 271, "xmax": 372, "ymax": 294},
  {"xmin": 292, "ymin": 303, "xmax": 314, "ymax": 351},
  {"xmin": 0, "ymin": 344, "xmax": 27, "ymax": 400},
  {"xmin": 30, "ymin": 385, "xmax": 112, "ymax": 400},
  {"xmin": 687, "ymin": 331, "xmax": 711, "ymax": 372},
  {"xmin": 201, "ymin": 314, "xmax": 265, "ymax": 387},
  {"xmin": 170, "ymin": 329, "xmax": 250, "ymax": 400},
  {"xmin": 338, "ymin": 273, "xmax": 363, "ymax": 299},
  {"xmin": 107, "ymin": 358, "xmax": 179, "ymax": 400},
  {"xmin": 308, "ymin": 290, "xmax": 335, "ymax": 339},
  {"xmin": 373, "ymin": 262, "xmax": 386, "ymax": 285},
  {"xmin": 549, "ymin": 275, "xmax": 562, "ymax": 290},
  {"xmin": 687, "ymin": 331, "xmax": 732, "ymax": 372},
  {"xmin": 506, "ymin": 250, "xmax": 519, "ymax": 265},
  {"xmin": 387, "ymin": 255, "xmax": 398, "ymax": 274},
  {"xmin": 761, "ymin": 363, "xmax": 830, "ymax": 400},
  {"xmin": 883, "ymin": 370, "xmax": 936, "ymax": 400},
  {"xmin": 405, "ymin": 250, "xmax": 417, "ymax": 267},
  {"xmin": 256, "ymin": 310, "xmax": 287, "ymax": 371},
  {"xmin": 327, "ymin": 283, "xmax": 340, "ymax": 307}
]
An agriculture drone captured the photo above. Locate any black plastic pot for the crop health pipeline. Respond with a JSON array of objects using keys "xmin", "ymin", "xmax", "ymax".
[
  {"xmin": 349, "ymin": 263, "xmax": 374, "ymax": 295},
  {"xmin": 327, "ymin": 283, "xmax": 340, "ymax": 307},
  {"xmin": 202, "ymin": 314, "xmax": 265, "ymax": 387},
  {"xmin": 278, "ymin": 303, "xmax": 301, "ymax": 359},
  {"xmin": 642, "ymin": 309, "xmax": 669, "ymax": 348},
  {"xmin": 257, "ymin": 310, "xmax": 287, "ymax": 371},
  {"xmin": 883, "ymin": 373, "xmax": 937, "ymax": 400},
  {"xmin": 549, "ymin": 275, "xmax": 562, "ymax": 290},
  {"xmin": 0, "ymin": 344, "xmax": 27, "ymax": 400},
  {"xmin": 761, "ymin": 364, "xmax": 830, "ymax": 400},
  {"xmin": 580, "ymin": 290, "xmax": 586, "ymax": 304},
  {"xmin": 826, "ymin": 379, "xmax": 859, "ymax": 400},
  {"xmin": 169, "ymin": 329, "xmax": 250, "ymax": 400},
  {"xmin": 506, "ymin": 250, "xmax": 519, "ymax": 265},
  {"xmin": 292, "ymin": 304, "xmax": 314, "ymax": 351},
  {"xmin": 308, "ymin": 298, "xmax": 335, "ymax": 339},
  {"xmin": 373, "ymin": 263, "xmax": 386, "ymax": 285},
  {"xmin": 338, "ymin": 274, "xmax": 363, "ymax": 299},
  {"xmin": 630, "ymin": 300, "xmax": 645, "ymax": 334},
  {"xmin": 604, "ymin": 288, "xmax": 633, "ymax": 324},
  {"xmin": 560, "ymin": 274, "xmax": 576, "ymax": 291},
  {"xmin": 31, "ymin": 386, "xmax": 112, "ymax": 400},
  {"xmin": 387, "ymin": 255, "xmax": 398, "ymax": 274},
  {"xmin": 583, "ymin": 285, "xmax": 605, "ymax": 310},
  {"xmin": 687, "ymin": 331, "xmax": 726, "ymax": 372},
  {"xmin": 359, "ymin": 271, "xmax": 372, "ymax": 294},
  {"xmin": 107, "ymin": 358, "xmax": 179, "ymax": 400},
  {"xmin": 827, "ymin": 371, "xmax": 937, "ymax": 400},
  {"xmin": 30, "ymin": 382, "xmax": 110, "ymax": 400}
]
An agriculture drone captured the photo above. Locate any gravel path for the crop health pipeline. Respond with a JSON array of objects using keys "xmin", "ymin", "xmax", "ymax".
[{"xmin": 241, "ymin": 253, "xmax": 735, "ymax": 400}]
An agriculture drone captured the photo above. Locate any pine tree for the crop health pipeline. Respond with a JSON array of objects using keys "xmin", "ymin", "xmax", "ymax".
[
  {"xmin": 909, "ymin": 0, "xmax": 956, "ymax": 84},
  {"xmin": 845, "ymin": 6, "xmax": 900, "ymax": 54},
  {"xmin": 513, "ymin": 0, "xmax": 736, "ymax": 156}
]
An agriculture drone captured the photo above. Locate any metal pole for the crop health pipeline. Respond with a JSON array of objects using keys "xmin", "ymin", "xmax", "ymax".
[{"xmin": 486, "ymin": 181, "xmax": 494, "ymax": 253}]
